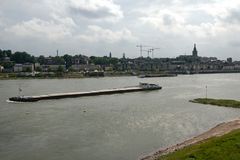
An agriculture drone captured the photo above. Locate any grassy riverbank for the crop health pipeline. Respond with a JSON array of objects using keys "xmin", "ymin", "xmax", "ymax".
[
  {"xmin": 156, "ymin": 98, "xmax": 240, "ymax": 160},
  {"xmin": 141, "ymin": 98, "xmax": 240, "ymax": 160},
  {"xmin": 0, "ymin": 72, "xmax": 135, "ymax": 80},
  {"xmin": 159, "ymin": 129, "xmax": 240, "ymax": 160},
  {"xmin": 190, "ymin": 98, "xmax": 240, "ymax": 108}
]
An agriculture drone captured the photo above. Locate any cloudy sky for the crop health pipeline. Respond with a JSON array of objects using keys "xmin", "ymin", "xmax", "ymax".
[{"xmin": 0, "ymin": 0, "xmax": 240, "ymax": 60}]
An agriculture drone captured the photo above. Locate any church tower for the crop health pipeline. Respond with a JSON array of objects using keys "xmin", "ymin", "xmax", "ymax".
[{"xmin": 192, "ymin": 43, "xmax": 198, "ymax": 57}]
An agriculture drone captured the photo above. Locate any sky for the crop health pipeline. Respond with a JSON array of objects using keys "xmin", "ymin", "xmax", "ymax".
[{"xmin": 0, "ymin": 0, "xmax": 240, "ymax": 60}]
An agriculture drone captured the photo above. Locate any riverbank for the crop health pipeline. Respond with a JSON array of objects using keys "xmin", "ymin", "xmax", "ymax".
[
  {"xmin": 190, "ymin": 98, "xmax": 240, "ymax": 108},
  {"xmin": 0, "ymin": 72, "xmax": 136, "ymax": 80},
  {"xmin": 1, "ymin": 72, "xmax": 240, "ymax": 80},
  {"xmin": 140, "ymin": 119, "xmax": 240, "ymax": 160}
]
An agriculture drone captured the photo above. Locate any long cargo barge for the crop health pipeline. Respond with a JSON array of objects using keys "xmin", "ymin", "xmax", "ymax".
[
  {"xmin": 9, "ymin": 83, "xmax": 162, "ymax": 102},
  {"xmin": 138, "ymin": 74, "xmax": 177, "ymax": 78}
]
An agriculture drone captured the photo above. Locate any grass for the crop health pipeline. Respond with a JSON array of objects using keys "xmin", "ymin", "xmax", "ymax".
[
  {"xmin": 157, "ymin": 98, "xmax": 240, "ymax": 160},
  {"xmin": 0, "ymin": 72, "xmax": 86, "ymax": 80},
  {"xmin": 190, "ymin": 98, "xmax": 240, "ymax": 108},
  {"xmin": 158, "ymin": 129, "xmax": 240, "ymax": 160}
]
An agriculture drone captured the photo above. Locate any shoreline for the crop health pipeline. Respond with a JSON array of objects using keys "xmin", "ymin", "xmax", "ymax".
[
  {"xmin": 0, "ymin": 72, "xmax": 240, "ymax": 80},
  {"xmin": 0, "ymin": 72, "xmax": 135, "ymax": 80},
  {"xmin": 190, "ymin": 98, "xmax": 240, "ymax": 108},
  {"xmin": 139, "ymin": 118, "xmax": 240, "ymax": 160}
]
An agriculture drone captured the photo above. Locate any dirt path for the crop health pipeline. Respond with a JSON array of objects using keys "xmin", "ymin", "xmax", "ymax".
[{"xmin": 139, "ymin": 119, "xmax": 240, "ymax": 160}]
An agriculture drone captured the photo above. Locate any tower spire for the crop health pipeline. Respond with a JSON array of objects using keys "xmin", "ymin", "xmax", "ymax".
[{"xmin": 192, "ymin": 43, "xmax": 198, "ymax": 57}]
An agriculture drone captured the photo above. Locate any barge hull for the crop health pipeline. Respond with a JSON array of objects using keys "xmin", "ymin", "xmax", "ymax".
[{"xmin": 9, "ymin": 86, "xmax": 162, "ymax": 102}]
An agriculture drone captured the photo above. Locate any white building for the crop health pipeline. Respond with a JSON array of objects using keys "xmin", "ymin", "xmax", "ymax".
[
  {"xmin": 0, "ymin": 65, "xmax": 3, "ymax": 72},
  {"xmin": 14, "ymin": 63, "xmax": 34, "ymax": 72},
  {"xmin": 13, "ymin": 64, "xmax": 23, "ymax": 72}
]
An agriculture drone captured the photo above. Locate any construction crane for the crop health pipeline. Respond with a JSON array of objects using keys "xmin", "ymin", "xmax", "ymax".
[
  {"xmin": 150, "ymin": 48, "xmax": 160, "ymax": 58},
  {"xmin": 136, "ymin": 45, "xmax": 151, "ymax": 57},
  {"xmin": 142, "ymin": 49, "xmax": 152, "ymax": 58}
]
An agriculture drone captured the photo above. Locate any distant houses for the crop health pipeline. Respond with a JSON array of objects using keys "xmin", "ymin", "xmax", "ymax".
[
  {"xmin": 40, "ymin": 64, "xmax": 66, "ymax": 72},
  {"xmin": 1, "ymin": 45, "xmax": 240, "ymax": 76},
  {"xmin": 13, "ymin": 63, "xmax": 33, "ymax": 72},
  {"xmin": 71, "ymin": 64, "xmax": 101, "ymax": 72},
  {"xmin": 70, "ymin": 55, "xmax": 103, "ymax": 72},
  {"xmin": 110, "ymin": 44, "xmax": 240, "ymax": 74},
  {"xmin": 7, "ymin": 55, "xmax": 103, "ymax": 74},
  {"xmin": 39, "ymin": 57, "xmax": 66, "ymax": 72},
  {"xmin": 12, "ymin": 62, "xmax": 65, "ymax": 73}
]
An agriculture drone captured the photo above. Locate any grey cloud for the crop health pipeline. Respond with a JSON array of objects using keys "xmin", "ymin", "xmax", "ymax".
[
  {"xmin": 181, "ymin": 0, "xmax": 215, "ymax": 5},
  {"xmin": 186, "ymin": 11, "xmax": 214, "ymax": 25},
  {"xmin": 163, "ymin": 14, "xmax": 174, "ymax": 26},
  {"xmin": 225, "ymin": 9, "xmax": 240, "ymax": 24},
  {"xmin": 229, "ymin": 40, "xmax": 240, "ymax": 47},
  {"xmin": 70, "ymin": 6, "xmax": 115, "ymax": 19},
  {"xmin": 66, "ymin": 0, "xmax": 123, "ymax": 22},
  {"xmin": 0, "ymin": 0, "xmax": 240, "ymax": 60}
]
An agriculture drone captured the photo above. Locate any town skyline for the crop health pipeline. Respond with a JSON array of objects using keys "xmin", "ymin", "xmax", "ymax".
[
  {"xmin": 0, "ymin": 43, "xmax": 239, "ymax": 61},
  {"xmin": 1, "ymin": 43, "xmax": 240, "ymax": 75},
  {"xmin": 1, "ymin": 0, "xmax": 240, "ymax": 60}
]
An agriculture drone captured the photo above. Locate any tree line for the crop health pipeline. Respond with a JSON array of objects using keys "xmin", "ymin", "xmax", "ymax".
[{"xmin": 0, "ymin": 49, "xmax": 121, "ymax": 69}]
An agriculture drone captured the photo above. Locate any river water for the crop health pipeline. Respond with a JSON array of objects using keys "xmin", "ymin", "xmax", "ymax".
[{"xmin": 0, "ymin": 74, "xmax": 240, "ymax": 160}]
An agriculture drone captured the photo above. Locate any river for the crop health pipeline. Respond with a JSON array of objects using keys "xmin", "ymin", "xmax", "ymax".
[{"xmin": 0, "ymin": 74, "xmax": 240, "ymax": 160}]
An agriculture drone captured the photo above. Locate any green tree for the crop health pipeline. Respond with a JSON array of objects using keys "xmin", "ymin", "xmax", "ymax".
[
  {"xmin": 25, "ymin": 67, "xmax": 32, "ymax": 72},
  {"xmin": 37, "ymin": 55, "xmax": 46, "ymax": 65},
  {"xmin": 3, "ymin": 50, "xmax": 12, "ymax": 57},
  {"xmin": 53, "ymin": 56, "xmax": 65, "ymax": 65},
  {"xmin": 63, "ymin": 54, "xmax": 73, "ymax": 69},
  {"xmin": 89, "ymin": 56, "xmax": 119, "ymax": 65},
  {"xmin": 2, "ymin": 62, "xmax": 14, "ymax": 69},
  {"xmin": 11, "ymin": 51, "xmax": 35, "ymax": 63},
  {"xmin": 35, "ymin": 66, "xmax": 42, "ymax": 72},
  {"xmin": 57, "ymin": 65, "xmax": 64, "ymax": 72},
  {"xmin": 68, "ymin": 67, "xmax": 75, "ymax": 72},
  {"xmin": 109, "ymin": 57, "xmax": 119, "ymax": 65},
  {"xmin": 0, "ymin": 49, "xmax": 12, "ymax": 60},
  {"xmin": 0, "ymin": 49, "xmax": 3, "ymax": 60}
]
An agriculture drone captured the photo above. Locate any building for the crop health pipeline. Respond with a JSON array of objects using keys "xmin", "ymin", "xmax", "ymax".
[
  {"xmin": 13, "ymin": 63, "xmax": 34, "ymax": 72},
  {"xmin": 34, "ymin": 63, "xmax": 41, "ymax": 71},
  {"xmin": 13, "ymin": 64, "xmax": 22, "ymax": 72},
  {"xmin": 39, "ymin": 56, "xmax": 66, "ymax": 72},
  {"xmin": 227, "ymin": 57, "xmax": 232, "ymax": 63},
  {"xmin": 72, "ymin": 55, "xmax": 89, "ymax": 65},
  {"xmin": 222, "ymin": 65, "xmax": 235, "ymax": 70},
  {"xmin": 41, "ymin": 65, "xmax": 66, "ymax": 72},
  {"xmin": 192, "ymin": 43, "xmax": 198, "ymax": 57},
  {"xmin": 71, "ymin": 64, "xmax": 101, "ymax": 72},
  {"xmin": 23, "ymin": 63, "xmax": 34, "ymax": 72},
  {"xmin": 0, "ymin": 65, "xmax": 3, "ymax": 72}
]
